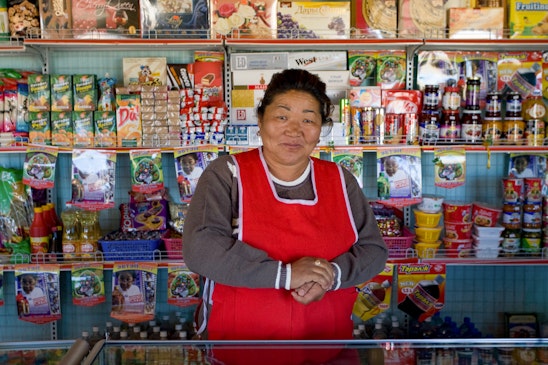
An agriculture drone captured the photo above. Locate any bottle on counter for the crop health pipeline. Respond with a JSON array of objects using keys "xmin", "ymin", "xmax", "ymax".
[
  {"xmin": 79, "ymin": 209, "xmax": 100, "ymax": 261},
  {"xmin": 88, "ymin": 326, "xmax": 103, "ymax": 349},
  {"xmin": 30, "ymin": 206, "xmax": 50, "ymax": 257},
  {"xmin": 61, "ymin": 205, "xmax": 81, "ymax": 261}
]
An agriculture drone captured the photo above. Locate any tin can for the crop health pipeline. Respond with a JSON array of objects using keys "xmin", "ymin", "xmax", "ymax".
[
  {"xmin": 465, "ymin": 77, "xmax": 481, "ymax": 110},
  {"xmin": 359, "ymin": 107, "xmax": 375, "ymax": 144},
  {"xmin": 503, "ymin": 117, "xmax": 525, "ymax": 145},
  {"xmin": 384, "ymin": 113, "xmax": 403, "ymax": 144},
  {"xmin": 502, "ymin": 203, "xmax": 522, "ymax": 229},
  {"xmin": 524, "ymin": 119, "xmax": 545, "ymax": 146},
  {"xmin": 521, "ymin": 228, "xmax": 542, "ymax": 255},
  {"xmin": 523, "ymin": 203, "xmax": 542, "ymax": 229},
  {"xmin": 403, "ymin": 113, "xmax": 419, "ymax": 144},
  {"xmin": 485, "ymin": 92, "xmax": 502, "ymax": 117},
  {"xmin": 482, "ymin": 117, "xmax": 503, "ymax": 144},
  {"xmin": 506, "ymin": 91, "xmax": 522, "ymax": 117},
  {"xmin": 461, "ymin": 110, "xmax": 482, "ymax": 143}
]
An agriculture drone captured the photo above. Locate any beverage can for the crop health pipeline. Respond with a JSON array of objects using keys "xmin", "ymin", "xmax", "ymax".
[{"xmin": 403, "ymin": 113, "xmax": 419, "ymax": 144}]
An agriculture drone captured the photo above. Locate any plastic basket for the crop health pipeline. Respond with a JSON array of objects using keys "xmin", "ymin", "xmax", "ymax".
[
  {"xmin": 99, "ymin": 238, "xmax": 163, "ymax": 261},
  {"xmin": 383, "ymin": 227, "xmax": 415, "ymax": 258},
  {"xmin": 162, "ymin": 230, "xmax": 183, "ymax": 260}
]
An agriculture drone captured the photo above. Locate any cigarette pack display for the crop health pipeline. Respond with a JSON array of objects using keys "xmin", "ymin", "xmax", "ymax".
[
  {"xmin": 287, "ymin": 51, "xmax": 347, "ymax": 70},
  {"xmin": 277, "ymin": 1, "xmax": 350, "ymax": 39},
  {"xmin": 72, "ymin": 0, "xmax": 140, "ymax": 38},
  {"xmin": 123, "ymin": 58, "xmax": 167, "ymax": 87},
  {"xmin": 38, "ymin": 0, "xmax": 71, "ymax": 38},
  {"xmin": 508, "ymin": 0, "xmax": 548, "ymax": 38},
  {"xmin": 230, "ymin": 52, "xmax": 288, "ymax": 70},
  {"xmin": 230, "ymin": 89, "xmax": 264, "ymax": 125},
  {"xmin": 232, "ymin": 69, "xmax": 281, "ymax": 87},
  {"xmin": 141, "ymin": 0, "xmax": 209, "ymax": 38},
  {"xmin": 210, "ymin": 0, "xmax": 277, "ymax": 38}
]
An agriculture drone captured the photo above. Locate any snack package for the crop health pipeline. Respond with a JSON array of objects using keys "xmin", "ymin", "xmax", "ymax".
[
  {"xmin": 141, "ymin": 0, "xmax": 209, "ymax": 39},
  {"xmin": 353, "ymin": 263, "xmax": 394, "ymax": 322},
  {"xmin": 71, "ymin": 262, "xmax": 105, "ymax": 307},
  {"xmin": 377, "ymin": 147, "xmax": 422, "ymax": 207},
  {"xmin": 174, "ymin": 146, "xmax": 219, "ymax": 201},
  {"xmin": 120, "ymin": 199, "xmax": 168, "ymax": 232},
  {"xmin": 111, "ymin": 262, "xmax": 157, "ymax": 324},
  {"xmin": 22, "ymin": 145, "xmax": 58, "ymax": 189},
  {"xmin": 73, "ymin": 75, "xmax": 97, "ymax": 112},
  {"xmin": 167, "ymin": 263, "xmax": 201, "ymax": 308},
  {"xmin": 396, "ymin": 263, "xmax": 446, "ymax": 323},
  {"xmin": 97, "ymin": 74, "xmax": 116, "ymax": 112},
  {"xmin": 94, "ymin": 111, "xmax": 116, "ymax": 148},
  {"xmin": 15, "ymin": 264, "xmax": 62, "ymax": 324},
  {"xmin": 28, "ymin": 111, "xmax": 51, "ymax": 145},
  {"xmin": 116, "ymin": 93, "xmax": 142, "ymax": 147},
  {"xmin": 8, "ymin": 0, "xmax": 40, "ymax": 37},
  {"xmin": 129, "ymin": 148, "xmax": 164, "ymax": 194},
  {"xmin": 71, "ymin": 149, "xmax": 116, "ymax": 210}
]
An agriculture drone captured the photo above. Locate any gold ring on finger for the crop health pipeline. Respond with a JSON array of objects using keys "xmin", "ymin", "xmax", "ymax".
[{"xmin": 314, "ymin": 259, "xmax": 321, "ymax": 266}]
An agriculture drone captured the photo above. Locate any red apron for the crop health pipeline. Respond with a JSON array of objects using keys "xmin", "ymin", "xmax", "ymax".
[{"xmin": 208, "ymin": 149, "xmax": 359, "ymax": 344}]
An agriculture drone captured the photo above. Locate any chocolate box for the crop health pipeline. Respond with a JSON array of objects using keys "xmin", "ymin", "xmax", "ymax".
[
  {"xmin": 210, "ymin": 0, "xmax": 277, "ymax": 38},
  {"xmin": 352, "ymin": 0, "xmax": 397, "ymax": 38},
  {"xmin": 141, "ymin": 0, "xmax": 209, "ymax": 38},
  {"xmin": 72, "ymin": 0, "xmax": 140, "ymax": 39},
  {"xmin": 8, "ymin": 0, "xmax": 40, "ymax": 37},
  {"xmin": 508, "ymin": 0, "xmax": 548, "ymax": 38},
  {"xmin": 277, "ymin": 1, "xmax": 351, "ymax": 39},
  {"xmin": 38, "ymin": 0, "xmax": 71, "ymax": 38},
  {"xmin": 398, "ymin": 0, "xmax": 467, "ymax": 38},
  {"xmin": 448, "ymin": 7, "xmax": 504, "ymax": 39},
  {"xmin": 123, "ymin": 57, "xmax": 167, "ymax": 87}
]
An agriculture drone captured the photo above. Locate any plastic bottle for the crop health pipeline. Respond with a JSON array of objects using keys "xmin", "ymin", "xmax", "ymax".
[
  {"xmin": 149, "ymin": 325, "xmax": 161, "ymax": 340},
  {"xmin": 397, "ymin": 275, "xmax": 445, "ymax": 320},
  {"xmin": 377, "ymin": 172, "xmax": 390, "ymax": 200},
  {"xmin": 79, "ymin": 209, "xmax": 100, "ymax": 261},
  {"xmin": 170, "ymin": 324, "xmax": 184, "ymax": 340},
  {"xmin": 416, "ymin": 317, "xmax": 435, "ymax": 365},
  {"xmin": 30, "ymin": 206, "xmax": 50, "ymax": 256},
  {"xmin": 104, "ymin": 321, "xmax": 113, "ymax": 339},
  {"xmin": 458, "ymin": 317, "xmax": 475, "ymax": 338},
  {"xmin": 389, "ymin": 319, "xmax": 406, "ymax": 339},
  {"xmin": 81, "ymin": 331, "xmax": 90, "ymax": 351},
  {"xmin": 372, "ymin": 322, "xmax": 388, "ymax": 339},
  {"xmin": 119, "ymin": 330, "xmax": 128, "ymax": 340},
  {"xmin": 61, "ymin": 206, "xmax": 81, "ymax": 261},
  {"xmin": 129, "ymin": 325, "xmax": 141, "ymax": 340},
  {"xmin": 88, "ymin": 326, "xmax": 103, "ymax": 349},
  {"xmin": 110, "ymin": 326, "xmax": 121, "ymax": 340}
]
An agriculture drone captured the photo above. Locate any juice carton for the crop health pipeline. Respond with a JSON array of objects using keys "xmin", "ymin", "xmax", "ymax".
[
  {"xmin": 94, "ymin": 111, "xmax": 117, "ymax": 147},
  {"xmin": 73, "ymin": 74, "xmax": 97, "ymax": 111},
  {"xmin": 50, "ymin": 74, "xmax": 73, "ymax": 112},
  {"xmin": 51, "ymin": 111, "xmax": 73, "ymax": 147},
  {"xmin": 72, "ymin": 111, "xmax": 94, "ymax": 147},
  {"xmin": 28, "ymin": 74, "xmax": 50, "ymax": 112},
  {"xmin": 29, "ymin": 111, "xmax": 51, "ymax": 145}
]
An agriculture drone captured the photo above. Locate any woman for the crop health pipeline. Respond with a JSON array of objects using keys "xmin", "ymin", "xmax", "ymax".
[{"xmin": 183, "ymin": 69, "xmax": 387, "ymax": 359}]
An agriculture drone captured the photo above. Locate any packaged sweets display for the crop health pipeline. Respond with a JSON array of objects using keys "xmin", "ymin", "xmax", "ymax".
[{"xmin": 141, "ymin": 0, "xmax": 209, "ymax": 38}]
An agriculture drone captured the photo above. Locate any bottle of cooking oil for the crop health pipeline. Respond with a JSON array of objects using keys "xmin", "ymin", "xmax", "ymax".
[
  {"xmin": 61, "ymin": 205, "xmax": 81, "ymax": 261},
  {"xmin": 80, "ymin": 210, "xmax": 101, "ymax": 261}
]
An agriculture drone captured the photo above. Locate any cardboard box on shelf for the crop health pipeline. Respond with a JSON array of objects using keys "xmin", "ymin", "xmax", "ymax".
[
  {"xmin": 508, "ymin": 0, "xmax": 548, "ymax": 38},
  {"xmin": 230, "ymin": 52, "xmax": 289, "ymax": 70},
  {"xmin": 448, "ymin": 7, "xmax": 504, "ymax": 39},
  {"xmin": 352, "ymin": 0, "xmax": 397, "ymax": 38}
]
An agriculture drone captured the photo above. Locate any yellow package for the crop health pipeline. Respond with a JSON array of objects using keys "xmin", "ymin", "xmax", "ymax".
[{"xmin": 508, "ymin": 0, "xmax": 548, "ymax": 38}]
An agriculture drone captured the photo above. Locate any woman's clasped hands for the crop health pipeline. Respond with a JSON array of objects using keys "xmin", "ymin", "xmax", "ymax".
[{"xmin": 289, "ymin": 257, "xmax": 335, "ymax": 305}]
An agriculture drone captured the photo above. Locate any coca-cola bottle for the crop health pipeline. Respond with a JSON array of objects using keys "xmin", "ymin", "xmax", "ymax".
[{"xmin": 397, "ymin": 275, "xmax": 445, "ymax": 320}]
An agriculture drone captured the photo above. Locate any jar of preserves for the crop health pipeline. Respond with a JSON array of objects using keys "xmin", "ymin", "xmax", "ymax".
[
  {"xmin": 521, "ymin": 228, "xmax": 542, "ymax": 255},
  {"xmin": 440, "ymin": 110, "xmax": 460, "ymax": 142},
  {"xmin": 442, "ymin": 86, "xmax": 461, "ymax": 111},
  {"xmin": 423, "ymin": 85, "xmax": 440, "ymax": 111},
  {"xmin": 461, "ymin": 110, "xmax": 483, "ymax": 143},
  {"xmin": 523, "ymin": 203, "xmax": 542, "ymax": 229},
  {"xmin": 506, "ymin": 91, "xmax": 522, "ymax": 118},
  {"xmin": 419, "ymin": 110, "xmax": 441, "ymax": 143},
  {"xmin": 522, "ymin": 89, "xmax": 546, "ymax": 121},
  {"xmin": 465, "ymin": 77, "xmax": 481, "ymax": 110},
  {"xmin": 502, "ymin": 203, "xmax": 522, "ymax": 229},
  {"xmin": 485, "ymin": 92, "xmax": 502, "ymax": 117},
  {"xmin": 501, "ymin": 228, "xmax": 521, "ymax": 256}
]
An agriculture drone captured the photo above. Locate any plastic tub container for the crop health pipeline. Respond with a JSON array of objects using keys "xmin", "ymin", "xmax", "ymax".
[
  {"xmin": 473, "ymin": 225, "xmax": 504, "ymax": 238},
  {"xmin": 471, "ymin": 202, "xmax": 502, "ymax": 227},
  {"xmin": 472, "ymin": 234, "xmax": 502, "ymax": 249},
  {"xmin": 413, "ymin": 209, "xmax": 442, "ymax": 228},
  {"xmin": 474, "ymin": 245, "xmax": 501, "ymax": 259},
  {"xmin": 443, "ymin": 201, "xmax": 473, "ymax": 223},
  {"xmin": 444, "ymin": 221, "xmax": 473, "ymax": 240},
  {"xmin": 417, "ymin": 194, "xmax": 444, "ymax": 213},
  {"xmin": 443, "ymin": 238, "xmax": 473, "ymax": 258},
  {"xmin": 414, "ymin": 226, "xmax": 443, "ymax": 243},
  {"xmin": 414, "ymin": 241, "xmax": 441, "ymax": 258}
]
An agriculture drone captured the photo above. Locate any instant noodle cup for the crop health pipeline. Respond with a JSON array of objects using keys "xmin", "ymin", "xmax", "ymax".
[
  {"xmin": 471, "ymin": 202, "xmax": 502, "ymax": 227},
  {"xmin": 444, "ymin": 221, "xmax": 473, "ymax": 240},
  {"xmin": 524, "ymin": 178, "xmax": 543, "ymax": 204},
  {"xmin": 501, "ymin": 178, "xmax": 523, "ymax": 203},
  {"xmin": 417, "ymin": 194, "xmax": 444, "ymax": 213},
  {"xmin": 413, "ymin": 209, "xmax": 442, "ymax": 228},
  {"xmin": 443, "ymin": 238, "xmax": 473, "ymax": 258},
  {"xmin": 414, "ymin": 226, "xmax": 443, "ymax": 243},
  {"xmin": 414, "ymin": 241, "xmax": 441, "ymax": 258},
  {"xmin": 443, "ymin": 201, "xmax": 472, "ymax": 223}
]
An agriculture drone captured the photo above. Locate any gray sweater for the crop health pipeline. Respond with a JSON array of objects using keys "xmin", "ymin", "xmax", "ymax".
[{"xmin": 182, "ymin": 153, "xmax": 388, "ymax": 290}]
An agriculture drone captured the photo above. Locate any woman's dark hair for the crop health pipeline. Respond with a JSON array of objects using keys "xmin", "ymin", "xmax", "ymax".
[{"xmin": 257, "ymin": 69, "xmax": 334, "ymax": 126}]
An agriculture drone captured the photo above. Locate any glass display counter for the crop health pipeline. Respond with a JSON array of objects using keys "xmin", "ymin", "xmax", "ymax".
[
  {"xmin": 83, "ymin": 338, "xmax": 548, "ymax": 365},
  {"xmin": 0, "ymin": 340, "xmax": 75, "ymax": 364}
]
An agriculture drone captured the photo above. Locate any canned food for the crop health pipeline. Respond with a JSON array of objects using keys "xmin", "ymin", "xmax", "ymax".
[
  {"xmin": 523, "ymin": 203, "xmax": 542, "ymax": 229},
  {"xmin": 502, "ymin": 203, "xmax": 522, "ymax": 229},
  {"xmin": 420, "ymin": 110, "xmax": 441, "ymax": 143},
  {"xmin": 503, "ymin": 117, "xmax": 525, "ymax": 145},
  {"xmin": 524, "ymin": 177, "xmax": 543, "ymax": 204},
  {"xmin": 482, "ymin": 117, "xmax": 503, "ymax": 144}
]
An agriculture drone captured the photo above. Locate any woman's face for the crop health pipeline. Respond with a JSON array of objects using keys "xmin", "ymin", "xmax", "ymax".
[{"xmin": 258, "ymin": 90, "xmax": 322, "ymax": 172}]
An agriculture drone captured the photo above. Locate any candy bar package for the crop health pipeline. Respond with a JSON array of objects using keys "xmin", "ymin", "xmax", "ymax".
[
  {"xmin": 72, "ymin": 0, "xmax": 140, "ymax": 39},
  {"xmin": 141, "ymin": 0, "xmax": 209, "ymax": 38}
]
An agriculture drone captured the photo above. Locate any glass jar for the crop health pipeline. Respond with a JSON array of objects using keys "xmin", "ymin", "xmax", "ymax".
[
  {"xmin": 503, "ymin": 117, "xmax": 525, "ymax": 145},
  {"xmin": 461, "ymin": 110, "xmax": 482, "ymax": 143},
  {"xmin": 442, "ymin": 85, "xmax": 461, "ymax": 111},
  {"xmin": 423, "ymin": 84, "xmax": 440, "ymax": 111},
  {"xmin": 506, "ymin": 91, "xmax": 522, "ymax": 118},
  {"xmin": 521, "ymin": 228, "xmax": 542, "ymax": 255},
  {"xmin": 485, "ymin": 92, "xmax": 502, "ymax": 117},
  {"xmin": 501, "ymin": 228, "xmax": 521, "ymax": 256},
  {"xmin": 465, "ymin": 77, "xmax": 481, "ymax": 110}
]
